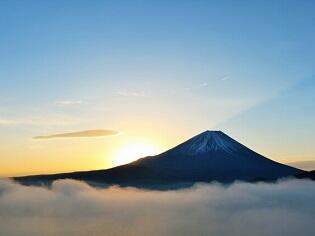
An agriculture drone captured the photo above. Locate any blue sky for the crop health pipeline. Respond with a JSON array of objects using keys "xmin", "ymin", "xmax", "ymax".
[{"xmin": 0, "ymin": 1, "xmax": 314, "ymax": 175}]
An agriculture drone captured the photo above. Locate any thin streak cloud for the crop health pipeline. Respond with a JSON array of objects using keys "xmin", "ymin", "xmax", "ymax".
[
  {"xmin": 33, "ymin": 129, "xmax": 119, "ymax": 139},
  {"xmin": 117, "ymin": 89, "xmax": 151, "ymax": 97},
  {"xmin": 220, "ymin": 75, "xmax": 230, "ymax": 81},
  {"xmin": 0, "ymin": 114, "xmax": 81, "ymax": 127},
  {"xmin": 184, "ymin": 82, "xmax": 208, "ymax": 91},
  {"xmin": 55, "ymin": 100, "xmax": 83, "ymax": 106},
  {"xmin": 0, "ymin": 119, "xmax": 15, "ymax": 125}
]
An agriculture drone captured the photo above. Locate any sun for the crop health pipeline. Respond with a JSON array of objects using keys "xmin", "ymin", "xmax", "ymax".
[{"xmin": 113, "ymin": 140, "xmax": 160, "ymax": 166}]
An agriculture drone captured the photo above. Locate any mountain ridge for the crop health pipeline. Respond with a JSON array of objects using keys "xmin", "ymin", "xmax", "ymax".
[
  {"xmin": 14, "ymin": 130, "xmax": 304, "ymax": 189},
  {"xmin": 162, "ymin": 130, "xmax": 242, "ymax": 155}
]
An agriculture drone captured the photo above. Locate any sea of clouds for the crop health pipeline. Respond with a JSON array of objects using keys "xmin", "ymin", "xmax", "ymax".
[{"xmin": 0, "ymin": 178, "xmax": 314, "ymax": 236}]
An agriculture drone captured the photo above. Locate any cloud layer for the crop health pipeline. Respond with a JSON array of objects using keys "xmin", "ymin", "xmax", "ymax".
[
  {"xmin": 0, "ymin": 179, "xmax": 314, "ymax": 236},
  {"xmin": 33, "ymin": 129, "xmax": 119, "ymax": 139}
]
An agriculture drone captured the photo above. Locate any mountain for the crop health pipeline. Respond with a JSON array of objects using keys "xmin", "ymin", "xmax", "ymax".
[
  {"xmin": 14, "ymin": 131, "xmax": 303, "ymax": 189},
  {"xmin": 295, "ymin": 170, "xmax": 315, "ymax": 181}
]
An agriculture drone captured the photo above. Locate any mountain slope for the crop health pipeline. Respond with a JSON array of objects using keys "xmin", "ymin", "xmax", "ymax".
[
  {"xmin": 14, "ymin": 131, "xmax": 303, "ymax": 188},
  {"xmin": 295, "ymin": 170, "xmax": 315, "ymax": 180}
]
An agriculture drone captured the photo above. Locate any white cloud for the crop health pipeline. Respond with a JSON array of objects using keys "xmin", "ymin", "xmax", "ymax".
[
  {"xmin": 184, "ymin": 82, "xmax": 208, "ymax": 91},
  {"xmin": 220, "ymin": 75, "xmax": 230, "ymax": 81},
  {"xmin": 0, "ymin": 179, "xmax": 314, "ymax": 236},
  {"xmin": 0, "ymin": 119, "xmax": 16, "ymax": 125},
  {"xmin": 199, "ymin": 82, "xmax": 208, "ymax": 87},
  {"xmin": 117, "ymin": 89, "xmax": 151, "ymax": 97},
  {"xmin": 0, "ymin": 115, "xmax": 81, "ymax": 127},
  {"xmin": 55, "ymin": 100, "xmax": 83, "ymax": 106}
]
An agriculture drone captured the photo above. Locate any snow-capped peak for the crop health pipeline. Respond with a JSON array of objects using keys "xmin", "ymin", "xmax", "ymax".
[{"xmin": 167, "ymin": 131, "xmax": 242, "ymax": 155}]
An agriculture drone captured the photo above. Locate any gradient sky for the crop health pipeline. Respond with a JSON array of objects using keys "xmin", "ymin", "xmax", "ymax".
[{"xmin": 0, "ymin": 0, "xmax": 315, "ymax": 176}]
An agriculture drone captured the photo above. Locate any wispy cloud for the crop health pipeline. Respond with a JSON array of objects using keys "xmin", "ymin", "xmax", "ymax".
[
  {"xmin": 54, "ymin": 100, "xmax": 83, "ymax": 106},
  {"xmin": 0, "ymin": 119, "xmax": 16, "ymax": 125},
  {"xmin": 184, "ymin": 82, "xmax": 208, "ymax": 91},
  {"xmin": 182, "ymin": 76, "xmax": 229, "ymax": 92},
  {"xmin": 33, "ymin": 129, "xmax": 119, "ymax": 139},
  {"xmin": 199, "ymin": 82, "xmax": 208, "ymax": 87},
  {"xmin": 220, "ymin": 75, "xmax": 230, "ymax": 81},
  {"xmin": 117, "ymin": 89, "xmax": 151, "ymax": 97},
  {"xmin": 0, "ymin": 115, "xmax": 80, "ymax": 127}
]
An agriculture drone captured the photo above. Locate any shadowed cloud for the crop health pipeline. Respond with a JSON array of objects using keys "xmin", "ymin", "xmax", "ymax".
[{"xmin": 33, "ymin": 129, "xmax": 119, "ymax": 139}]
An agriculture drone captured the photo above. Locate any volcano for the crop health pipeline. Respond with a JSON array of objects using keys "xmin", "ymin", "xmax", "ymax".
[{"xmin": 15, "ymin": 131, "xmax": 303, "ymax": 188}]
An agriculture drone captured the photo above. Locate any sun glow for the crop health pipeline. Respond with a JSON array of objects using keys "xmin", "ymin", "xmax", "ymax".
[{"xmin": 113, "ymin": 140, "xmax": 160, "ymax": 166}]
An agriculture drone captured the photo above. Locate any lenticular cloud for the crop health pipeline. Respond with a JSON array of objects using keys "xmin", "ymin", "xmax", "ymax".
[{"xmin": 0, "ymin": 179, "xmax": 314, "ymax": 236}]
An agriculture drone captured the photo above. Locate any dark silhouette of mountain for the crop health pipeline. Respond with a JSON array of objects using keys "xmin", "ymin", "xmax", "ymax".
[
  {"xmin": 295, "ymin": 170, "xmax": 315, "ymax": 180},
  {"xmin": 14, "ymin": 131, "xmax": 304, "ymax": 189}
]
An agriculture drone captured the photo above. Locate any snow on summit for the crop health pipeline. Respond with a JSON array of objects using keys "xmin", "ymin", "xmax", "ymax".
[{"xmin": 167, "ymin": 131, "xmax": 242, "ymax": 155}]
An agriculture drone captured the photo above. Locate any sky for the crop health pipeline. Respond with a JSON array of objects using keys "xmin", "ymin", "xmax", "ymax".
[{"xmin": 0, "ymin": 0, "xmax": 315, "ymax": 176}]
